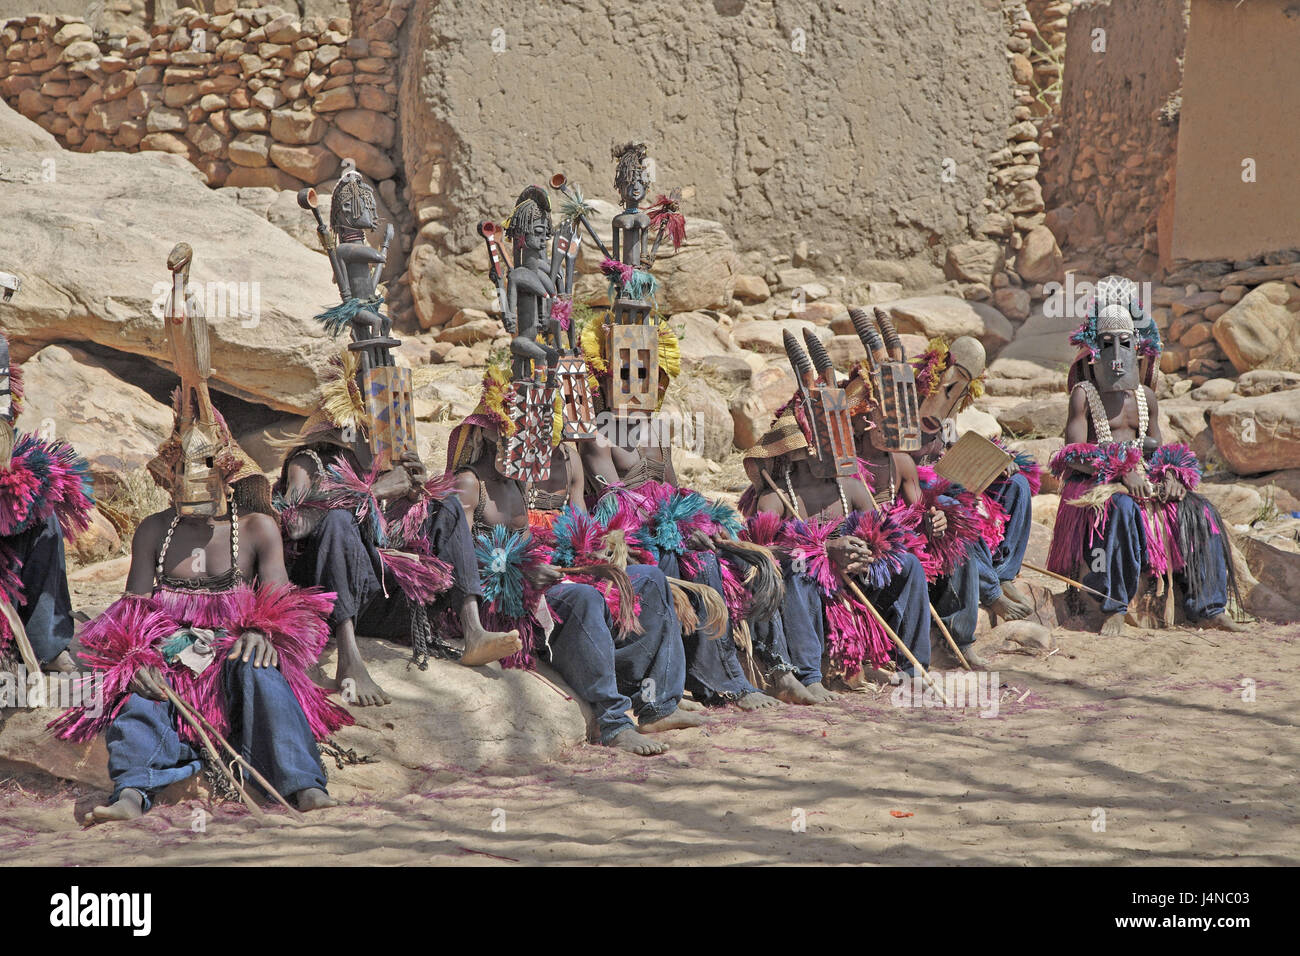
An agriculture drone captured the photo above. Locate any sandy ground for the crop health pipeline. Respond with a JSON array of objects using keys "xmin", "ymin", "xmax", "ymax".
[{"xmin": 2, "ymin": 559, "xmax": 1296, "ymax": 865}]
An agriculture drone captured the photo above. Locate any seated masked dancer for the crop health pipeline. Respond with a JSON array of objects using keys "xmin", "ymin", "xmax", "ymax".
[
  {"xmin": 1048, "ymin": 275, "xmax": 1242, "ymax": 636},
  {"xmin": 910, "ymin": 330, "xmax": 1040, "ymax": 625},
  {"xmin": 564, "ymin": 147, "xmax": 779, "ymax": 711},
  {"xmin": 277, "ymin": 162, "xmax": 520, "ymax": 708},
  {"xmin": 446, "ymin": 375, "xmax": 706, "ymax": 756},
  {"xmin": 840, "ymin": 309, "xmax": 1030, "ymax": 670},
  {"xmin": 54, "ymin": 244, "xmax": 349, "ymax": 823},
  {"xmin": 0, "ymin": 325, "xmax": 94, "ymax": 676},
  {"xmin": 739, "ymin": 328, "xmax": 932, "ymax": 691}
]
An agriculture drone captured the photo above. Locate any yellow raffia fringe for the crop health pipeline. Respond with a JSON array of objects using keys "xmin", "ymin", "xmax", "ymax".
[
  {"xmin": 318, "ymin": 347, "xmax": 366, "ymax": 430},
  {"xmin": 480, "ymin": 363, "xmax": 516, "ymax": 437},
  {"xmin": 577, "ymin": 310, "xmax": 681, "ymax": 412}
]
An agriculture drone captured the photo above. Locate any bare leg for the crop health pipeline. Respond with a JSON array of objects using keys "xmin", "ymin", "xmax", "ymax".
[
  {"xmin": 334, "ymin": 618, "xmax": 391, "ymax": 707},
  {"xmin": 454, "ymin": 595, "xmax": 522, "ymax": 666},
  {"xmin": 85, "ymin": 787, "xmax": 145, "ymax": 825},
  {"xmin": 609, "ymin": 726, "xmax": 669, "ymax": 755}
]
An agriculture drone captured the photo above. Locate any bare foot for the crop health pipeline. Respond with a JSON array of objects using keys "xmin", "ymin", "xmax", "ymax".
[
  {"xmin": 962, "ymin": 646, "xmax": 994, "ymax": 670},
  {"xmin": 44, "ymin": 650, "xmax": 77, "ymax": 673},
  {"xmin": 677, "ymin": 697, "xmax": 706, "ymax": 712},
  {"xmin": 610, "ymin": 726, "xmax": 669, "ymax": 755},
  {"xmin": 1202, "ymin": 612, "xmax": 1244, "ymax": 633},
  {"xmin": 804, "ymin": 681, "xmax": 840, "ymax": 704},
  {"xmin": 1002, "ymin": 580, "xmax": 1032, "ymax": 608},
  {"xmin": 294, "ymin": 787, "xmax": 338, "ymax": 811},
  {"xmin": 335, "ymin": 649, "xmax": 391, "ymax": 707},
  {"xmin": 459, "ymin": 627, "xmax": 522, "ymax": 667},
  {"xmin": 1100, "ymin": 612, "xmax": 1127, "ymax": 637},
  {"xmin": 639, "ymin": 707, "xmax": 708, "ymax": 733},
  {"xmin": 84, "ymin": 788, "xmax": 144, "ymax": 826},
  {"xmin": 988, "ymin": 592, "xmax": 1032, "ymax": 621},
  {"xmin": 735, "ymin": 691, "xmax": 781, "ymax": 710},
  {"xmin": 772, "ymin": 671, "xmax": 818, "ymax": 705}
]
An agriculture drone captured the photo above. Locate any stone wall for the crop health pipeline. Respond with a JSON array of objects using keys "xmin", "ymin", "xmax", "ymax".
[
  {"xmin": 0, "ymin": 2, "xmax": 411, "ymax": 276},
  {"xmin": 1170, "ymin": 0, "xmax": 1300, "ymax": 262},
  {"xmin": 1042, "ymin": 0, "xmax": 1187, "ymax": 280},
  {"xmin": 1039, "ymin": 0, "xmax": 1300, "ymax": 382}
]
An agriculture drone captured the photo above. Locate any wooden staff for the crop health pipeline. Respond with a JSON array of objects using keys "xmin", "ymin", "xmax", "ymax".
[
  {"xmin": 840, "ymin": 575, "xmax": 951, "ymax": 706},
  {"xmin": 158, "ymin": 684, "xmax": 268, "ymax": 821},
  {"xmin": 165, "ymin": 685, "xmax": 304, "ymax": 822},
  {"xmin": 930, "ymin": 608, "xmax": 970, "ymax": 670},
  {"xmin": 852, "ymin": 478, "xmax": 972, "ymax": 671},
  {"xmin": 0, "ymin": 595, "xmax": 41, "ymax": 678},
  {"xmin": 1020, "ymin": 560, "xmax": 1109, "ymax": 601}
]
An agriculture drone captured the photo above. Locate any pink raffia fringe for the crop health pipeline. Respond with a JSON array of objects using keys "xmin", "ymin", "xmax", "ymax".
[
  {"xmin": 0, "ymin": 432, "xmax": 95, "ymax": 653},
  {"xmin": 50, "ymin": 584, "xmax": 353, "ymax": 745}
]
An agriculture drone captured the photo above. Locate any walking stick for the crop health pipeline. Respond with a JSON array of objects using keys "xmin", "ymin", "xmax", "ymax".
[
  {"xmin": 1020, "ymin": 561, "xmax": 1109, "ymax": 601},
  {"xmin": 158, "ymin": 684, "xmax": 268, "ymax": 821},
  {"xmin": 0, "ymin": 596, "xmax": 41, "ymax": 678},
  {"xmin": 165, "ymin": 686, "xmax": 305, "ymax": 822},
  {"xmin": 929, "ymin": 607, "xmax": 971, "ymax": 670},
  {"xmin": 840, "ymin": 575, "xmax": 951, "ymax": 706}
]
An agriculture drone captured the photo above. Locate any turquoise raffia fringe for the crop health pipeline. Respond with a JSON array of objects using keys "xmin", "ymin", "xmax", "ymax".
[{"xmin": 315, "ymin": 294, "xmax": 386, "ymax": 337}]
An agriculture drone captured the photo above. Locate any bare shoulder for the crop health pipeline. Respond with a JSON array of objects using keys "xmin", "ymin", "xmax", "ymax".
[
  {"xmin": 132, "ymin": 509, "xmax": 170, "ymax": 547},
  {"xmin": 241, "ymin": 510, "xmax": 280, "ymax": 533},
  {"xmin": 1142, "ymin": 384, "xmax": 1159, "ymax": 408}
]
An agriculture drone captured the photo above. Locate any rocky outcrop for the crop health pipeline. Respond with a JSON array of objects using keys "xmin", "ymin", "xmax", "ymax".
[
  {"xmin": 1212, "ymin": 281, "xmax": 1300, "ymax": 374},
  {"xmin": 1, "ymin": 101, "xmax": 342, "ymax": 415},
  {"xmin": 1210, "ymin": 391, "xmax": 1300, "ymax": 475},
  {"xmin": 16, "ymin": 344, "xmax": 174, "ymax": 487}
]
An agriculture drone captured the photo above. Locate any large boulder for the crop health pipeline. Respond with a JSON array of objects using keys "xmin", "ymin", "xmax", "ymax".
[
  {"xmin": 986, "ymin": 304, "xmax": 1081, "ymax": 378},
  {"xmin": 996, "ymin": 394, "xmax": 1070, "ymax": 438},
  {"xmin": 0, "ymin": 96, "xmax": 59, "ymax": 150},
  {"xmin": 1212, "ymin": 282, "xmax": 1300, "ymax": 373},
  {"xmin": 0, "ymin": 635, "xmax": 590, "ymax": 800},
  {"xmin": 882, "ymin": 296, "xmax": 1013, "ymax": 352},
  {"xmin": 651, "ymin": 217, "xmax": 740, "ymax": 313},
  {"xmin": 731, "ymin": 318, "xmax": 831, "ymax": 355},
  {"xmin": 16, "ymin": 344, "xmax": 174, "ymax": 489},
  {"xmin": 0, "ymin": 108, "xmax": 341, "ymax": 415},
  {"xmin": 1210, "ymin": 392, "xmax": 1300, "ymax": 474}
]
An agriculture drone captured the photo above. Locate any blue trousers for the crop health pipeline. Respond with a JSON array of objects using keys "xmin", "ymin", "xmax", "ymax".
[
  {"xmin": 543, "ymin": 564, "xmax": 685, "ymax": 744},
  {"xmin": 4, "ymin": 512, "xmax": 74, "ymax": 665},
  {"xmin": 750, "ymin": 561, "xmax": 825, "ymax": 687},
  {"xmin": 989, "ymin": 473, "xmax": 1032, "ymax": 586},
  {"xmin": 659, "ymin": 550, "xmax": 758, "ymax": 703},
  {"xmin": 934, "ymin": 541, "xmax": 985, "ymax": 650},
  {"xmin": 1082, "ymin": 493, "xmax": 1148, "ymax": 616},
  {"xmin": 290, "ymin": 500, "xmax": 481, "ymax": 636},
  {"xmin": 860, "ymin": 552, "xmax": 931, "ymax": 674},
  {"xmin": 105, "ymin": 659, "xmax": 328, "ymax": 811}
]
